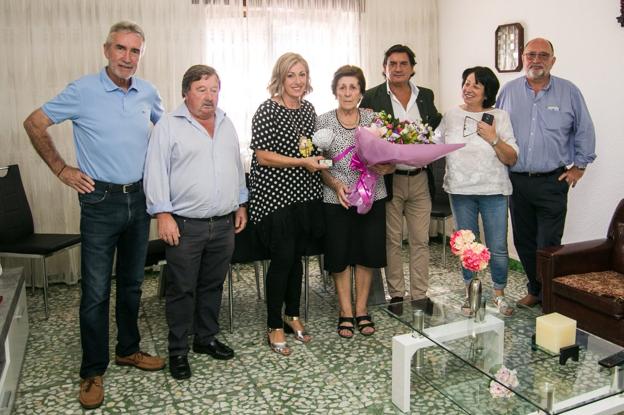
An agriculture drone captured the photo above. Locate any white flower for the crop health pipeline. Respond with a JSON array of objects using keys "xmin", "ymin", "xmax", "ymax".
[{"xmin": 312, "ymin": 128, "xmax": 334, "ymax": 150}]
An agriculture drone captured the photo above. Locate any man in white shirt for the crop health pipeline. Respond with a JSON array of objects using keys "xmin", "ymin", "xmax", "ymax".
[{"xmin": 361, "ymin": 44, "xmax": 442, "ymax": 312}]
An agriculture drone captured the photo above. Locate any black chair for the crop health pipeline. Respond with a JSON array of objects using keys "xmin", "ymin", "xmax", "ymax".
[
  {"xmin": 429, "ymin": 159, "xmax": 453, "ymax": 267},
  {"xmin": 0, "ymin": 165, "xmax": 81, "ymax": 318},
  {"xmin": 226, "ymin": 221, "xmax": 269, "ymax": 332},
  {"xmin": 301, "ymin": 233, "xmax": 327, "ymax": 322},
  {"xmin": 147, "ymin": 238, "xmax": 168, "ymax": 298}
]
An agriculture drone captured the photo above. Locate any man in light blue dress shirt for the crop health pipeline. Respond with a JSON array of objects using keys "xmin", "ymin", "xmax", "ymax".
[
  {"xmin": 497, "ymin": 38, "xmax": 596, "ymax": 307},
  {"xmin": 144, "ymin": 65, "xmax": 248, "ymax": 380},
  {"xmin": 23, "ymin": 21, "xmax": 166, "ymax": 409}
]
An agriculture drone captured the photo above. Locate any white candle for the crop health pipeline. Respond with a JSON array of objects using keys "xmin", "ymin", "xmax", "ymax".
[{"xmin": 536, "ymin": 312, "xmax": 577, "ymax": 354}]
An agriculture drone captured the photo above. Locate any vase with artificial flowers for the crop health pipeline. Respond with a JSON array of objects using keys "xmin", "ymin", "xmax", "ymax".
[{"xmin": 450, "ymin": 229, "xmax": 491, "ymax": 320}]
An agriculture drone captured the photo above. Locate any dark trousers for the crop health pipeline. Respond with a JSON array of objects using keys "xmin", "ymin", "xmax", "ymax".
[
  {"xmin": 258, "ymin": 208, "xmax": 306, "ymax": 329},
  {"xmin": 265, "ymin": 233, "xmax": 304, "ymax": 328},
  {"xmin": 79, "ymin": 187, "xmax": 150, "ymax": 379},
  {"xmin": 165, "ymin": 215, "xmax": 234, "ymax": 356},
  {"xmin": 509, "ymin": 172, "xmax": 569, "ymax": 297}
]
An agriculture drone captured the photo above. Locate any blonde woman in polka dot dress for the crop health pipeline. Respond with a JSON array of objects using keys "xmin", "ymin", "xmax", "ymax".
[{"xmin": 249, "ymin": 53, "xmax": 329, "ymax": 356}]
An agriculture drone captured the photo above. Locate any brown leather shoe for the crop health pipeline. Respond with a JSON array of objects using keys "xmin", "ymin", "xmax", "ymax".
[
  {"xmin": 79, "ymin": 376, "xmax": 104, "ymax": 409},
  {"xmin": 516, "ymin": 294, "xmax": 540, "ymax": 307},
  {"xmin": 115, "ymin": 351, "xmax": 166, "ymax": 371}
]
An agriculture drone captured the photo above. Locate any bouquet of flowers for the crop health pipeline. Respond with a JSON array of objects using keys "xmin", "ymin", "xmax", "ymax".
[
  {"xmin": 371, "ymin": 111, "xmax": 434, "ymax": 144},
  {"xmin": 489, "ymin": 366, "xmax": 519, "ymax": 398},
  {"xmin": 355, "ymin": 116, "xmax": 463, "ymax": 169},
  {"xmin": 449, "ymin": 230, "xmax": 490, "ymax": 272},
  {"xmin": 313, "ymin": 112, "xmax": 465, "ymax": 214}
]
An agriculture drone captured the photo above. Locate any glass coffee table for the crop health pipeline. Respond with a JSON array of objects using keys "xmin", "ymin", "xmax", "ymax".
[{"xmin": 385, "ymin": 294, "xmax": 624, "ymax": 414}]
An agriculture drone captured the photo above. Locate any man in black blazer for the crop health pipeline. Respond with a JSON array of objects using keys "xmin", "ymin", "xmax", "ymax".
[{"xmin": 360, "ymin": 44, "xmax": 442, "ymax": 310}]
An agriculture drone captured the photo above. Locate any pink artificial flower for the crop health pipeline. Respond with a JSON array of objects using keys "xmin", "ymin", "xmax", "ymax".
[
  {"xmin": 489, "ymin": 366, "xmax": 519, "ymax": 398},
  {"xmin": 460, "ymin": 242, "xmax": 491, "ymax": 272},
  {"xmin": 449, "ymin": 230, "xmax": 476, "ymax": 255}
]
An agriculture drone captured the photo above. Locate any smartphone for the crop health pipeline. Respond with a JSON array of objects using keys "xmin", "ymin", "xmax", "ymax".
[{"xmin": 481, "ymin": 113, "xmax": 494, "ymax": 125}]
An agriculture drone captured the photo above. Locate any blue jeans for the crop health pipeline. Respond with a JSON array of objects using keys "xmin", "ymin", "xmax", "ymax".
[
  {"xmin": 449, "ymin": 194, "xmax": 509, "ymax": 290},
  {"xmin": 78, "ymin": 185, "xmax": 150, "ymax": 379}
]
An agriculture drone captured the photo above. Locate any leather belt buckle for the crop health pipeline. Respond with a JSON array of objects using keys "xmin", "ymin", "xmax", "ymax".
[{"xmin": 122, "ymin": 184, "xmax": 133, "ymax": 193}]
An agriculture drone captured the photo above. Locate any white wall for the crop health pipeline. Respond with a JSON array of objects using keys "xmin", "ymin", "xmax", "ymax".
[{"xmin": 437, "ymin": 0, "xmax": 624, "ymax": 252}]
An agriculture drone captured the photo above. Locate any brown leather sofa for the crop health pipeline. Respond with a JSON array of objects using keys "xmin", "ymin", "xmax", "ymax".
[{"xmin": 537, "ymin": 199, "xmax": 624, "ymax": 347}]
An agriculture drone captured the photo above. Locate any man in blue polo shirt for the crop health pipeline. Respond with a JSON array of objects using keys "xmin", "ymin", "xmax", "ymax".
[
  {"xmin": 497, "ymin": 38, "xmax": 596, "ymax": 308},
  {"xmin": 23, "ymin": 21, "xmax": 165, "ymax": 409}
]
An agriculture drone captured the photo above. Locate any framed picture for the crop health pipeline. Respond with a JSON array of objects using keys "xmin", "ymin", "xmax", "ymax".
[{"xmin": 495, "ymin": 23, "xmax": 524, "ymax": 73}]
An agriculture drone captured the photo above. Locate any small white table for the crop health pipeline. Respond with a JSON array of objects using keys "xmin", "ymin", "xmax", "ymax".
[{"xmin": 392, "ymin": 313, "xmax": 504, "ymax": 413}]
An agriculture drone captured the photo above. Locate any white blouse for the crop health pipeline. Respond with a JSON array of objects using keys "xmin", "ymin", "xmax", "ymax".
[{"xmin": 435, "ymin": 106, "xmax": 518, "ymax": 196}]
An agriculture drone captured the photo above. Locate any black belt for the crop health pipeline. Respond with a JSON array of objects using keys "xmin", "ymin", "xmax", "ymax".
[
  {"xmin": 511, "ymin": 167, "xmax": 566, "ymax": 177},
  {"xmin": 174, "ymin": 213, "xmax": 231, "ymax": 223},
  {"xmin": 395, "ymin": 167, "xmax": 426, "ymax": 176},
  {"xmin": 94, "ymin": 179, "xmax": 142, "ymax": 193}
]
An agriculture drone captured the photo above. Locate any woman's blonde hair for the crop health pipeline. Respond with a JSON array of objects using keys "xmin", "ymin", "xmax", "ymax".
[{"xmin": 267, "ymin": 52, "xmax": 313, "ymax": 97}]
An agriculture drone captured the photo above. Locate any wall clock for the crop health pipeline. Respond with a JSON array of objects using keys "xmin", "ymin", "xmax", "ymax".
[{"xmin": 495, "ymin": 23, "xmax": 524, "ymax": 72}]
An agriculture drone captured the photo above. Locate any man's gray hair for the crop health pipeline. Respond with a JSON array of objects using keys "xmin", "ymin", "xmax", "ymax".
[{"xmin": 105, "ymin": 21, "xmax": 145, "ymax": 46}]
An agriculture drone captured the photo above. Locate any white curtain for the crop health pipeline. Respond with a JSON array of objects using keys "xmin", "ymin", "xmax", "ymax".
[
  {"xmin": 360, "ymin": 0, "xmax": 439, "ymax": 94},
  {"xmin": 0, "ymin": 0, "xmax": 207, "ymax": 285},
  {"xmin": 0, "ymin": 0, "xmax": 438, "ymax": 284},
  {"xmin": 201, "ymin": 0, "xmax": 362, "ymax": 165}
]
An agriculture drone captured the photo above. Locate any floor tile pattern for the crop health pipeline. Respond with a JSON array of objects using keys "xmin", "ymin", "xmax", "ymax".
[{"xmin": 14, "ymin": 241, "xmax": 549, "ymax": 414}]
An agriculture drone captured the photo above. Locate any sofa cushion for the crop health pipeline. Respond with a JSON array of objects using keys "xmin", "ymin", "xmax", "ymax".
[
  {"xmin": 612, "ymin": 223, "xmax": 624, "ymax": 274},
  {"xmin": 553, "ymin": 271, "xmax": 624, "ymax": 318}
]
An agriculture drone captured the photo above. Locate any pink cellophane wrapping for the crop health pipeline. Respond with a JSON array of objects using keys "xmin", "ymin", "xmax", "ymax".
[{"xmin": 355, "ymin": 127, "xmax": 464, "ymax": 167}]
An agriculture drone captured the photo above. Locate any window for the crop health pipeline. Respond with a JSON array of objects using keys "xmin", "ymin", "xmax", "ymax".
[{"xmin": 198, "ymin": 0, "xmax": 362, "ymax": 159}]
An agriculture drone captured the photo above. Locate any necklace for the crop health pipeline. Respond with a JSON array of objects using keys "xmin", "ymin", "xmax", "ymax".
[
  {"xmin": 274, "ymin": 98, "xmax": 312, "ymax": 157},
  {"xmin": 278, "ymin": 94, "xmax": 301, "ymax": 109},
  {"xmin": 336, "ymin": 109, "xmax": 360, "ymax": 129}
]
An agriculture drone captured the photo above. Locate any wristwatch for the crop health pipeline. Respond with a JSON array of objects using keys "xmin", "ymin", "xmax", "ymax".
[
  {"xmin": 491, "ymin": 137, "xmax": 499, "ymax": 147},
  {"xmin": 576, "ymin": 166, "xmax": 586, "ymax": 171}
]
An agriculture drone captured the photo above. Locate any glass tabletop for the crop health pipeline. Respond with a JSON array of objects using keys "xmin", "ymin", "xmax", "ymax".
[{"xmin": 381, "ymin": 293, "xmax": 624, "ymax": 414}]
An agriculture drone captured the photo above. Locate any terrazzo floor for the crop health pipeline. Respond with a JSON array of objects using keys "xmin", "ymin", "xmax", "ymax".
[{"xmin": 13, "ymin": 241, "xmax": 541, "ymax": 414}]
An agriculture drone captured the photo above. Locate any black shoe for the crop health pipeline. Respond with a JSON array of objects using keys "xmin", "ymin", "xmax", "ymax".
[
  {"xmin": 411, "ymin": 297, "xmax": 434, "ymax": 315},
  {"xmin": 169, "ymin": 355, "xmax": 191, "ymax": 380},
  {"xmin": 387, "ymin": 296, "xmax": 404, "ymax": 315},
  {"xmin": 193, "ymin": 339, "xmax": 235, "ymax": 360}
]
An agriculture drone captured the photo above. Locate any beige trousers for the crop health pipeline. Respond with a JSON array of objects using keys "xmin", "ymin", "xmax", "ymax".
[{"xmin": 384, "ymin": 172, "xmax": 431, "ymax": 300}]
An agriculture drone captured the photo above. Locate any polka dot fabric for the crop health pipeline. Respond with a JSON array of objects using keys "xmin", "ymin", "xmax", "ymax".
[{"xmin": 249, "ymin": 99, "xmax": 323, "ymax": 224}]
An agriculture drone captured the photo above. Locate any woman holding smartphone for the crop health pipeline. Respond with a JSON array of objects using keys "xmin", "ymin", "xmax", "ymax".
[{"xmin": 435, "ymin": 66, "xmax": 518, "ymax": 316}]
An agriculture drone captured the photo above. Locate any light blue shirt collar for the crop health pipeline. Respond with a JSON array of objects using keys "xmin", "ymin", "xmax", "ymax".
[
  {"xmin": 523, "ymin": 75, "xmax": 552, "ymax": 93},
  {"xmin": 172, "ymin": 102, "xmax": 225, "ymax": 135},
  {"xmin": 99, "ymin": 67, "xmax": 139, "ymax": 93}
]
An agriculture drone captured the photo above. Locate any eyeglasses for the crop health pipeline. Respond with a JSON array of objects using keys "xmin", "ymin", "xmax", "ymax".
[{"xmin": 523, "ymin": 52, "xmax": 551, "ymax": 61}]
